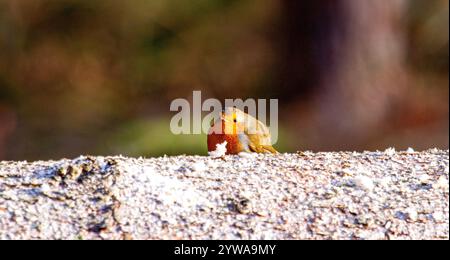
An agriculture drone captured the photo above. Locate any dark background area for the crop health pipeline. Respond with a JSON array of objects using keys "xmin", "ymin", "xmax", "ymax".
[{"xmin": 0, "ymin": 0, "xmax": 448, "ymax": 160}]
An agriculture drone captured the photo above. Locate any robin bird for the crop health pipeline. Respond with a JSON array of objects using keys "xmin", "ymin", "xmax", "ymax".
[{"xmin": 207, "ymin": 107, "xmax": 278, "ymax": 154}]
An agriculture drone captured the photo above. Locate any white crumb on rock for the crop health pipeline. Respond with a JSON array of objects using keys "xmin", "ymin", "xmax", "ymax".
[
  {"xmin": 418, "ymin": 174, "xmax": 431, "ymax": 184},
  {"xmin": 208, "ymin": 141, "xmax": 228, "ymax": 157},
  {"xmin": 385, "ymin": 147, "xmax": 396, "ymax": 156},
  {"xmin": 353, "ymin": 175, "xmax": 375, "ymax": 191},
  {"xmin": 433, "ymin": 211, "xmax": 445, "ymax": 223},
  {"xmin": 191, "ymin": 161, "xmax": 207, "ymax": 172},
  {"xmin": 434, "ymin": 175, "xmax": 449, "ymax": 190},
  {"xmin": 405, "ymin": 208, "xmax": 418, "ymax": 222}
]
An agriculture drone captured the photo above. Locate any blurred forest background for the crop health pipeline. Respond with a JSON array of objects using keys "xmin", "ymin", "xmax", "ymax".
[{"xmin": 0, "ymin": 0, "xmax": 448, "ymax": 160}]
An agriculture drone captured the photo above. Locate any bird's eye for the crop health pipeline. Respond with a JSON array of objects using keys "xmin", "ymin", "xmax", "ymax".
[{"xmin": 233, "ymin": 118, "xmax": 237, "ymax": 123}]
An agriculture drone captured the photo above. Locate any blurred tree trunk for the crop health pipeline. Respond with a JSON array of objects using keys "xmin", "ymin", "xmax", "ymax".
[{"xmin": 278, "ymin": 0, "xmax": 409, "ymax": 150}]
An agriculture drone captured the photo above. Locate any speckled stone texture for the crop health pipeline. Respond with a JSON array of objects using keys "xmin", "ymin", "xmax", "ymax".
[{"xmin": 0, "ymin": 149, "xmax": 448, "ymax": 240}]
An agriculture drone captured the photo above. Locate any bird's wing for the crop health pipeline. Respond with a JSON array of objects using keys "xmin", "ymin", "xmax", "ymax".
[
  {"xmin": 247, "ymin": 134, "xmax": 278, "ymax": 154},
  {"xmin": 241, "ymin": 113, "xmax": 278, "ymax": 154}
]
